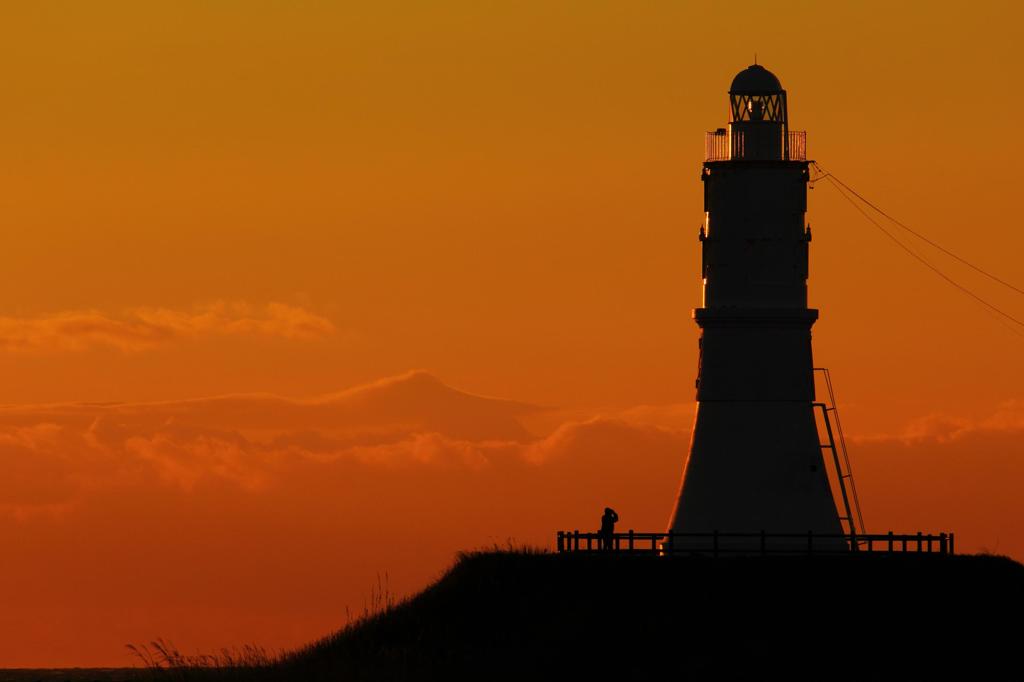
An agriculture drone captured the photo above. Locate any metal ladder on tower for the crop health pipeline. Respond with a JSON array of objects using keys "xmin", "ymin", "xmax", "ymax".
[{"xmin": 812, "ymin": 368, "xmax": 865, "ymax": 540}]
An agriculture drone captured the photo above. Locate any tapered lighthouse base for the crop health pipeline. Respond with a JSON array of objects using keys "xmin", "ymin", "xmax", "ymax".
[{"xmin": 667, "ymin": 400, "xmax": 846, "ymax": 554}]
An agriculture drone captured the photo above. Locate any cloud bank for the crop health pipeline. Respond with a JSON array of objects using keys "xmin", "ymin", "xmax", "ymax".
[
  {"xmin": 0, "ymin": 301, "xmax": 334, "ymax": 352},
  {"xmin": 0, "ymin": 370, "xmax": 680, "ymax": 515}
]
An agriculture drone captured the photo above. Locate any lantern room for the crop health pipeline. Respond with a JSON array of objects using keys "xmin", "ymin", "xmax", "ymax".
[
  {"xmin": 729, "ymin": 64, "xmax": 787, "ymax": 125},
  {"xmin": 705, "ymin": 64, "xmax": 805, "ymax": 162}
]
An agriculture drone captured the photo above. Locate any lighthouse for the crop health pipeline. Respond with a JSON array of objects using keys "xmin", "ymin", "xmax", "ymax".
[{"xmin": 666, "ymin": 64, "xmax": 845, "ymax": 551}]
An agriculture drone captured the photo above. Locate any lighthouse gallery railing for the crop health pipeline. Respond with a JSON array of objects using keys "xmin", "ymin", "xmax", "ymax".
[
  {"xmin": 705, "ymin": 130, "xmax": 807, "ymax": 162},
  {"xmin": 556, "ymin": 530, "xmax": 955, "ymax": 556}
]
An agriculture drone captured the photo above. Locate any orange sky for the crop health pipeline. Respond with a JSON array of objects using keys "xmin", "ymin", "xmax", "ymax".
[{"xmin": 1, "ymin": 1, "xmax": 1022, "ymax": 667}]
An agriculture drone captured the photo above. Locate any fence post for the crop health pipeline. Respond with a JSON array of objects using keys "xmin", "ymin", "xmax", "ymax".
[
  {"xmin": 888, "ymin": 531, "xmax": 894, "ymax": 554},
  {"xmin": 950, "ymin": 532, "xmax": 955, "ymax": 556},
  {"xmin": 939, "ymin": 533, "xmax": 947, "ymax": 555},
  {"xmin": 917, "ymin": 531, "xmax": 923, "ymax": 553},
  {"xmin": 557, "ymin": 531, "xmax": 564, "ymax": 553},
  {"xmin": 713, "ymin": 530, "xmax": 719, "ymax": 558},
  {"xmin": 573, "ymin": 530, "xmax": 579, "ymax": 552},
  {"xmin": 628, "ymin": 529, "xmax": 634, "ymax": 554},
  {"xmin": 760, "ymin": 529, "xmax": 766, "ymax": 557}
]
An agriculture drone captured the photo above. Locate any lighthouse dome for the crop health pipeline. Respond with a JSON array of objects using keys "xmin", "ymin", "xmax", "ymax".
[{"xmin": 730, "ymin": 64, "xmax": 783, "ymax": 94}]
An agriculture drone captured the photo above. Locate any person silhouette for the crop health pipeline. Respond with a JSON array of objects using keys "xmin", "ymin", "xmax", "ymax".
[{"xmin": 599, "ymin": 507, "xmax": 619, "ymax": 550}]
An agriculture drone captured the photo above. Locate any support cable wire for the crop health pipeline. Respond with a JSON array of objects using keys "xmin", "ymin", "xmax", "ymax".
[
  {"xmin": 812, "ymin": 162, "xmax": 1024, "ymax": 298},
  {"xmin": 816, "ymin": 171, "xmax": 1024, "ymax": 337}
]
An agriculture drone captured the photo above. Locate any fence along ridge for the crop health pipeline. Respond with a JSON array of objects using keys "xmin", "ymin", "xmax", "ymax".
[{"xmin": 556, "ymin": 530, "xmax": 955, "ymax": 556}]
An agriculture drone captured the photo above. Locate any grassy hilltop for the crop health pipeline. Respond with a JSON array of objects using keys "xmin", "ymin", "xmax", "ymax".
[
  {"xmin": 273, "ymin": 549, "xmax": 1022, "ymax": 680},
  {"xmin": 7, "ymin": 550, "xmax": 1020, "ymax": 681}
]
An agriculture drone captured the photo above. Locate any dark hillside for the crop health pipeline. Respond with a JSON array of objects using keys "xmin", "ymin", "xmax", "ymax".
[{"xmin": 275, "ymin": 551, "xmax": 1024, "ymax": 680}]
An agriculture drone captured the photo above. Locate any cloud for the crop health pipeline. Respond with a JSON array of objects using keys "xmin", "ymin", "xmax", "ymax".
[
  {"xmin": 1, "ymin": 375, "xmax": 1019, "ymax": 561},
  {"xmin": 0, "ymin": 301, "xmax": 335, "ymax": 352},
  {"xmin": 844, "ymin": 403, "xmax": 1024, "ymax": 558},
  {"xmin": 3, "ymin": 372, "xmax": 1019, "ymax": 542},
  {"xmin": 0, "ymin": 371, "xmax": 678, "ymax": 517},
  {"xmin": 877, "ymin": 401, "xmax": 1024, "ymax": 444},
  {"xmin": 604, "ymin": 403, "xmax": 694, "ymax": 431}
]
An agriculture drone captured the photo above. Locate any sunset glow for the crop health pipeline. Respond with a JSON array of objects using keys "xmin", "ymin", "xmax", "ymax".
[{"xmin": 1, "ymin": 1, "xmax": 1022, "ymax": 667}]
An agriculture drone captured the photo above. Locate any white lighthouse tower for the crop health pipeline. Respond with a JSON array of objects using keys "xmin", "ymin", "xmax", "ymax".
[{"xmin": 666, "ymin": 64, "xmax": 844, "ymax": 551}]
